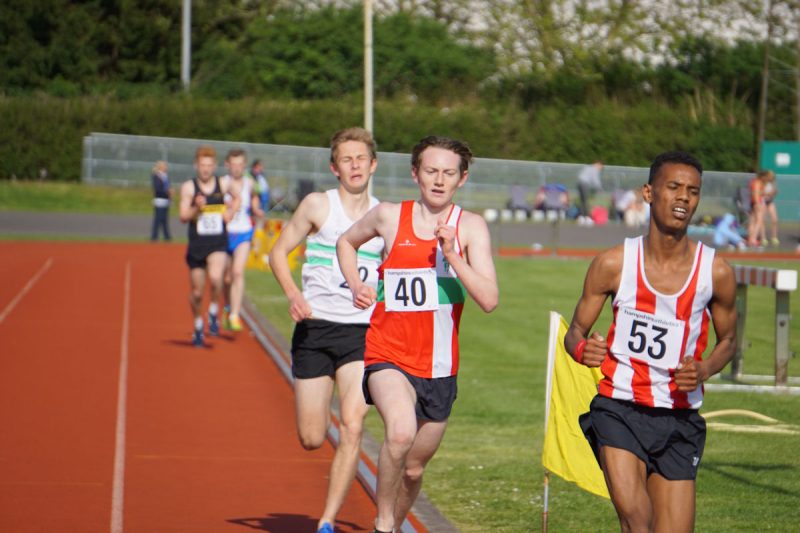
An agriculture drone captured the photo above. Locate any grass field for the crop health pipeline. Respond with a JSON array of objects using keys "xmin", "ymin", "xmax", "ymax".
[
  {"xmin": 247, "ymin": 256, "xmax": 800, "ymax": 532},
  {"xmin": 0, "ymin": 180, "xmax": 153, "ymax": 214}
]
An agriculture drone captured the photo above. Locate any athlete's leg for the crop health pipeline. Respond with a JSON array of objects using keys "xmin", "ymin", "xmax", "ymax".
[
  {"xmin": 369, "ymin": 368, "xmax": 418, "ymax": 533},
  {"xmin": 647, "ymin": 474, "xmax": 695, "ymax": 533},
  {"xmin": 766, "ymin": 203, "xmax": 779, "ymax": 241},
  {"xmin": 294, "ymin": 376, "xmax": 335, "ymax": 449},
  {"xmin": 393, "ymin": 418, "xmax": 448, "ymax": 528},
  {"xmin": 188, "ymin": 267, "xmax": 207, "ymax": 320},
  {"xmin": 206, "ymin": 251, "xmax": 227, "ymax": 310},
  {"xmin": 599, "ymin": 446, "xmax": 652, "ymax": 533},
  {"xmin": 229, "ymin": 241, "xmax": 251, "ymax": 318},
  {"xmin": 318, "ymin": 361, "xmax": 369, "ymax": 529}
]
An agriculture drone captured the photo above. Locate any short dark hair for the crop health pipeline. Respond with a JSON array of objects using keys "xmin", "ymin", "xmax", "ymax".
[
  {"xmin": 226, "ymin": 148, "xmax": 247, "ymax": 161},
  {"xmin": 411, "ymin": 136, "xmax": 474, "ymax": 174},
  {"xmin": 648, "ymin": 151, "xmax": 702, "ymax": 184}
]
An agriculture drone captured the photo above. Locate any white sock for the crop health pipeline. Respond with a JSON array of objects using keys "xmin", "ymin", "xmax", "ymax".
[
  {"xmin": 194, "ymin": 317, "xmax": 203, "ymax": 330},
  {"xmin": 209, "ymin": 302, "xmax": 219, "ymax": 316}
]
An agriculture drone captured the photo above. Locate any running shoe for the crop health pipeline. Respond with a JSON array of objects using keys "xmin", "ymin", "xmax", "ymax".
[
  {"xmin": 771, "ymin": 237, "xmax": 780, "ymax": 247},
  {"xmin": 317, "ymin": 523, "xmax": 334, "ymax": 533},
  {"xmin": 228, "ymin": 314, "xmax": 243, "ymax": 332},
  {"xmin": 192, "ymin": 329, "xmax": 204, "ymax": 347},
  {"xmin": 208, "ymin": 313, "xmax": 220, "ymax": 336}
]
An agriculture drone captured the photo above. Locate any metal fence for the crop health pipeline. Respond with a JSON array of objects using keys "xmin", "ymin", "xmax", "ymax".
[{"xmin": 82, "ymin": 132, "xmax": 800, "ymax": 220}]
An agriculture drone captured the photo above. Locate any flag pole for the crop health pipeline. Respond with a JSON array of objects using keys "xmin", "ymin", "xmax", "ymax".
[
  {"xmin": 543, "ymin": 470, "xmax": 550, "ymax": 533},
  {"xmin": 542, "ymin": 311, "xmax": 559, "ymax": 532}
]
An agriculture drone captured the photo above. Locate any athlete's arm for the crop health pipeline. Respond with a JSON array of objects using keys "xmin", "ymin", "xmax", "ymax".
[
  {"xmin": 268, "ymin": 192, "xmax": 326, "ymax": 321},
  {"xmin": 337, "ymin": 203, "xmax": 393, "ymax": 310},
  {"xmin": 674, "ymin": 256, "xmax": 737, "ymax": 391},
  {"xmin": 437, "ymin": 212, "xmax": 498, "ymax": 313},
  {"xmin": 565, "ymin": 247, "xmax": 622, "ymax": 367},
  {"xmin": 249, "ymin": 178, "xmax": 265, "ymax": 218},
  {"xmin": 222, "ymin": 178, "xmax": 240, "ymax": 224},
  {"xmin": 179, "ymin": 180, "xmax": 200, "ymax": 223}
]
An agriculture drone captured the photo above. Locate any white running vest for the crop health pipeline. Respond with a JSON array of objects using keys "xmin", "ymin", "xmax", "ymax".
[
  {"xmin": 302, "ymin": 189, "xmax": 383, "ymax": 324},
  {"xmin": 602, "ymin": 237, "xmax": 715, "ymax": 409},
  {"xmin": 224, "ymin": 175, "xmax": 254, "ymax": 234}
]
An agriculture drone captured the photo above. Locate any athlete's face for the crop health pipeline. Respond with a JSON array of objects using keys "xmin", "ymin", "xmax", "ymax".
[
  {"xmin": 643, "ymin": 163, "xmax": 701, "ymax": 234},
  {"xmin": 330, "ymin": 140, "xmax": 376, "ymax": 194},
  {"xmin": 195, "ymin": 156, "xmax": 217, "ymax": 182},
  {"xmin": 412, "ymin": 147, "xmax": 467, "ymax": 209},
  {"xmin": 225, "ymin": 155, "xmax": 247, "ymax": 180}
]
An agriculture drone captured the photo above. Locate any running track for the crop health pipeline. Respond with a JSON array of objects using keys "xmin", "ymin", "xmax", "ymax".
[{"xmin": 0, "ymin": 241, "xmax": 383, "ymax": 533}]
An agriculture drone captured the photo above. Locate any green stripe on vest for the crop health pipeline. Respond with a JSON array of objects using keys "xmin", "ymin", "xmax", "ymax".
[
  {"xmin": 306, "ymin": 256, "xmax": 332, "ymax": 266},
  {"xmin": 376, "ymin": 278, "xmax": 466, "ymax": 304},
  {"xmin": 306, "ymin": 241, "xmax": 380, "ymax": 260}
]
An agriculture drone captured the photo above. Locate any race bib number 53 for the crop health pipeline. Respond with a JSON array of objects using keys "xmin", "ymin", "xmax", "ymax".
[
  {"xmin": 384, "ymin": 268, "xmax": 439, "ymax": 312},
  {"xmin": 611, "ymin": 307, "xmax": 686, "ymax": 370}
]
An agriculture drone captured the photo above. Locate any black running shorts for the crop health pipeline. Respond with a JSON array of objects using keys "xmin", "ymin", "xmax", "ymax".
[
  {"xmin": 363, "ymin": 362, "xmax": 457, "ymax": 422},
  {"xmin": 185, "ymin": 243, "xmax": 227, "ymax": 269},
  {"xmin": 579, "ymin": 395, "xmax": 706, "ymax": 480},
  {"xmin": 290, "ymin": 319, "xmax": 368, "ymax": 379}
]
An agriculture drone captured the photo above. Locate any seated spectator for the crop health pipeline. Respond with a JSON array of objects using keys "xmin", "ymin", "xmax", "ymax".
[
  {"xmin": 624, "ymin": 189, "xmax": 648, "ymax": 228},
  {"xmin": 713, "ymin": 212, "xmax": 747, "ymax": 250},
  {"xmin": 507, "ymin": 184, "xmax": 534, "ymax": 218},
  {"xmin": 534, "ymin": 183, "xmax": 569, "ymax": 215},
  {"xmin": 610, "ymin": 188, "xmax": 648, "ymax": 228}
]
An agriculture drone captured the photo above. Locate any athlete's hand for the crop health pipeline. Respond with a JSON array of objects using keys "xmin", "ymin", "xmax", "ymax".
[
  {"xmin": 288, "ymin": 292, "xmax": 313, "ymax": 322},
  {"xmin": 581, "ymin": 331, "xmax": 607, "ymax": 367},
  {"xmin": 674, "ymin": 356, "xmax": 706, "ymax": 392},
  {"xmin": 351, "ymin": 283, "xmax": 377, "ymax": 310},
  {"xmin": 194, "ymin": 194, "xmax": 207, "ymax": 209},
  {"xmin": 435, "ymin": 218, "xmax": 457, "ymax": 257}
]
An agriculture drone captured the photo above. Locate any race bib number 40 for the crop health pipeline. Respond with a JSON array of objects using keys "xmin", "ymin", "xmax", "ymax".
[
  {"xmin": 384, "ymin": 268, "xmax": 439, "ymax": 312},
  {"xmin": 611, "ymin": 307, "xmax": 686, "ymax": 370}
]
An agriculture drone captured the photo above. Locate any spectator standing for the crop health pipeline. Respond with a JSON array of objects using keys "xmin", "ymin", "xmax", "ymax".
[
  {"xmin": 747, "ymin": 170, "xmax": 767, "ymax": 248},
  {"xmin": 762, "ymin": 170, "xmax": 780, "ymax": 246},
  {"xmin": 150, "ymin": 160, "xmax": 172, "ymax": 241},
  {"xmin": 252, "ymin": 159, "xmax": 270, "ymax": 213},
  {"xmin": 577, "ymin": 160, "xmax": 604, "ymax": 225}
]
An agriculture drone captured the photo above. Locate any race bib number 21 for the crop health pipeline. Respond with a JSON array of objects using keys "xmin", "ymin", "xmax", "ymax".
[{"xmin": 383, "ymin": 268, "xmax": 439, "ymax": 312}]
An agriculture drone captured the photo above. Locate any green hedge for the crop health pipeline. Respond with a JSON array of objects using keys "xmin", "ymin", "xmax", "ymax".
[{"xmin": 0, "ymin": 95, "xmax": 755, "ymax": 181}]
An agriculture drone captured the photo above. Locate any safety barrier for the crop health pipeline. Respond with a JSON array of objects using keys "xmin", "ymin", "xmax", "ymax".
[{"xmin": 731, "ymin": 265, "xmax": 798, "ymax": 387}]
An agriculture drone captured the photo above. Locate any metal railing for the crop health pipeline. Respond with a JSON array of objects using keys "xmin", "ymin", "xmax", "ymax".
[{"xmin": 82, "ymin": 132, "xmax": 800, "ymax": 219}]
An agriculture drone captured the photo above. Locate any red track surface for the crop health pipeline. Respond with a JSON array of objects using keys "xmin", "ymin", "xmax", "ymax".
[{"xmin": 0, "ymin": 242, "xmax": 377, "ymax": 533}]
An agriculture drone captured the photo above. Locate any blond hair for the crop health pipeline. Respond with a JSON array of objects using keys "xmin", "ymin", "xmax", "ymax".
[{"xmin": 330, "ymin": 127, "xmax": 377, "ymax": 163}]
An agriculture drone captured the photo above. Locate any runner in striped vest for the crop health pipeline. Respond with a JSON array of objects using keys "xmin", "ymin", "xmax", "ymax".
[
  {"xmin": 268, "ymin": 128, "xmax": 384, "ymax": 533},
  {"xmin": 565, "ymin": 151, "xmax": 737, "ymax": 533},
  {"xmin": 337, "ymin": 136, "xmax": 498, "ymax": 533}
]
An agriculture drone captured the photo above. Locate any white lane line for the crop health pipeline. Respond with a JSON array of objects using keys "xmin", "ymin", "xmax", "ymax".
[
  {"xmin": 0, "ymin": 257, "xmax": 53, "ymax": 325},
  {"xmin": 111, "ymin": 262, "xmax": 131, "ymax": 533}
]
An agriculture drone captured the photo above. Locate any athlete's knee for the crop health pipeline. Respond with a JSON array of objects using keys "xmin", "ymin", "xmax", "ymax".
[
  {"xmin": 337, "ymin": 418, "xmax": 364, "ymax": 447},
  {"xmin": 402, "ymin": 462, "xmax": 426, "ymax": 485},
  {"xmin": 384, "ymin": 428, "xmax": 415, "ymax": 458},
  {"xmin": 296, "ymin": 423, "xmax": 328, "ymax": 450},
  {"xmin": 208, "ymin": 273, "xmax": 225, "ymax": 290},
  {"xmin": 614, "ymin": 502, "xmax": 652, "ymax": 533}
]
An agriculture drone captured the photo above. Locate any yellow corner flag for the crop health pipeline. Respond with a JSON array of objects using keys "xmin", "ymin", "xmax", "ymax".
[{"xmin": 542, "ymin": 311, "xmax": 609, "ymax": 499}]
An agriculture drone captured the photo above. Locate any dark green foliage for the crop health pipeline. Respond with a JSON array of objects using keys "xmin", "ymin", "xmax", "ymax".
[{"xmin": 0, "ymin": 95, "xmax": 754, "ymax": 181}]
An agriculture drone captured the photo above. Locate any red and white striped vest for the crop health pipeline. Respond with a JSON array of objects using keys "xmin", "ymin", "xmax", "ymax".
[{"xmin": 601, "ymin": 236, "xmax": 714, "ymax": 409}]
